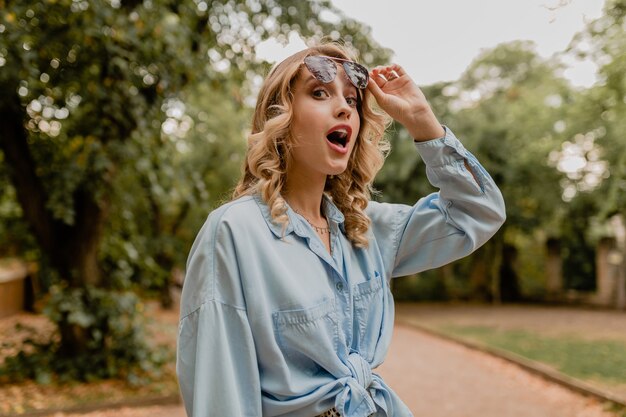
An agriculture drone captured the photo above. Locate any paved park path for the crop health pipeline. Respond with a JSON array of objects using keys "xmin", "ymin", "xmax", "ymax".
[
  {"xmin": 58, "ymin": 322, "xmax": 618, "ymax": 417},
  {"xmin": 377, "ymin": 323, "xmax": 616, "ymax": 417}
]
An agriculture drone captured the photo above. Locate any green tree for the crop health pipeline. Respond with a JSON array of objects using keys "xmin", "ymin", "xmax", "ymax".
[
  {"xmin": 558, "ymin": 0, "xmax": 626, "ymax": 292},
  {"xmin": 378, "ymin": 41, "xmax": 574, "ymax": 301},
  {"xmin": 101, "ymin": 78, "xmax": 251, "ymax": 306},
  {"xmin": 566, "ymin": 0, "xmax": 625, "ymax": 218},
  {"xmin": 0, "ymin": 0, "xmax": 390, "ymax": 380}
]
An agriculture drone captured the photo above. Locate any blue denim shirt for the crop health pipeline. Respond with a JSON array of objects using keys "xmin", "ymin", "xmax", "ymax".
[{"xmin": 177, "ymin": 128, "xmax": 506, "ymax": 417}]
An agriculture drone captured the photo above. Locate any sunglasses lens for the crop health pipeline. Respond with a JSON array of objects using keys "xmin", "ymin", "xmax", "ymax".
[
  {"xmin": 342, "ymin": 61, "xmax": 369, "ymax": 89},
  {"xmin": 304, "ymin": 56, "xmax": 337, "ymax": 84},
  {"xmin": 304, "ymin": 55, "xmax": 369, "ymax": 89}
]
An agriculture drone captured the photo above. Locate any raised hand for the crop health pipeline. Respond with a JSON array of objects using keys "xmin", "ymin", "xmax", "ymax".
[{"xmin": 368, "ymin": 64, "xmax": 445, "ymax": 141}]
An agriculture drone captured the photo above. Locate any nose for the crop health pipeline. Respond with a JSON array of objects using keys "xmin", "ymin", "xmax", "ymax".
[{"xmin": 334, "ymin": 96, "xmax": 352, "ymax": 120}]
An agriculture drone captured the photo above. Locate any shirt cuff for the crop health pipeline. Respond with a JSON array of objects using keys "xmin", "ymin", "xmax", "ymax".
[{"xmin": 413, "ymin": 125, "xmax": 470, "ymax": 167}]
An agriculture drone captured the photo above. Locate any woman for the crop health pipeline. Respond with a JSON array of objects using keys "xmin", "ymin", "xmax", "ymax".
[{"xmin": 177, "ymin": 42, "xmax": 505, "ymax": 417}]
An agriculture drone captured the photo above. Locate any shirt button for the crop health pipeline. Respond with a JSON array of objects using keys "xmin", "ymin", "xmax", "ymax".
[{"xmin": 336, "ymin": 282, "xmax": 344, "ymax": 291}]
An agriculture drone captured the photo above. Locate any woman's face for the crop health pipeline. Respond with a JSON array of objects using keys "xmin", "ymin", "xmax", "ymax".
[{"xmin": 287, "ymin": 60, "xmax": 361, "ymax": 182}]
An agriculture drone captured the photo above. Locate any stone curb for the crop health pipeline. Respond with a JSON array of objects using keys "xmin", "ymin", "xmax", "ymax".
[
  {"xmin": 0, "ymin": 394, "xmax": 182, "ymax": 417},
  {"xmin": 396, "ymin": 316, "xmax": 626, "ymax": 409}
]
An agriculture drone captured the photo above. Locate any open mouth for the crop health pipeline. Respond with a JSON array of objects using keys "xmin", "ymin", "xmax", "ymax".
[
  {"xmin": 325, "ymin": 125, "xmax": 352, "ymax": 151},
  {"xmin": 326, "ymin": 130, "xmax": 348, "ymax": 148}
]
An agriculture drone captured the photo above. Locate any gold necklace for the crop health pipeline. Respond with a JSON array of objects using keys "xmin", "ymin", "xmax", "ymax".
[{"xmin": 293, "ymin": 209, "xmax": 330, "ymax": 235}]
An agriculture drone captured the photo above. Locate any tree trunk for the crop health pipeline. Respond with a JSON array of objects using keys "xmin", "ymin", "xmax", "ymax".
[
  {"xmin": 1, "ymin": 85, "xmax": 110, "ymax": 354},
  {"xmin": 0, "ymin": 87, "xmax": 56, "ymax": 253},
  {"xmin": 439, "ymin": 263, "xmax": 454, "ymax": 300},
  {"xmin": 545, "ymin": 237, "xmax": 563, "ymax": 300},
  {"xmin": 58, "ymin": 320, "xmax": 91, "ymax": 358},
  {"xmin": 611, "ymin": 214, "xmax": 626, "ymax": 310},
  {"xmin": 156, "ymin": 253, "xmax": 175, "ymax": 309},
  {"xmin": 0, "ymin": 89, "xmax": 108, "ymax": 289},
  {"xmin": 468, "ymin": 246, "xmax": 490, "ymax": 301},
  {"xmin": 490, "ymin": 229, "xmax": 505, "ymax": 304},
  {"xmin": 60, "ymin": 188, "xmax": 109, "ymax": 287}
]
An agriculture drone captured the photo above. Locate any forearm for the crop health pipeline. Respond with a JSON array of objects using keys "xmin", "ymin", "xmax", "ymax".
[{"xmin": 404, "ymin": 105, "xmax": 446, "ymax": 142}]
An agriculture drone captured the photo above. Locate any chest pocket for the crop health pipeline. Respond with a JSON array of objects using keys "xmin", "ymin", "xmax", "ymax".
[
  {"xmin": 273, "ymin": 298, "xmax": 339, "ymax": 377},
  {"xmin": 352, "ymin": 271, "xmax": 384, "ymax": 360}
]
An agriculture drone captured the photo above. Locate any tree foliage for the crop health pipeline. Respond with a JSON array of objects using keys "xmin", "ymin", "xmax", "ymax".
[
  {"xmin": 379, "ymin": 41, "xmax": 573, "ymax": 300},
  {"xmin": 566, "ymin": 0, "xmax": 626, "ymax": 219},
  {"xmin": 0, "ymin": 0, "xmax": 389, "ymax": 381},
  {"xmin": 1, "ymin": 0, "xmax": 624, "ymax": 382},
  {"xmin": 383, "ymin": 0, "xmax": 626, "ymax": 299}
]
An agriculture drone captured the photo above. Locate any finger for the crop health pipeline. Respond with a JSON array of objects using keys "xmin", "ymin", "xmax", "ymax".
[
  {"xmin": 380, "ymin": 68, "xmax": 400, "ymax": 82},
  {"xmin": 367, "ymin": 72, "xmax": 387, "ymax": 102},
  {"xmin": 390, "ymin": 64, "xmax": 407, "ymax": 77},
  {"xmin": 387, "ymin": 70, "xmax": 400, "ymax": 81},
  {"xmin": 372, "ymin": 65, "xmax": 395, "ymax": 80},
  {"xmin": 370, "ymin": 69, "xmax": 388, "ymax": 88}
]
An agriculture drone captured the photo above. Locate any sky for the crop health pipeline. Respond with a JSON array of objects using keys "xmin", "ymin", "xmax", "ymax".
[{"xmin": 256, "ymin": 0, "xmax": 606, "ymax": 87}]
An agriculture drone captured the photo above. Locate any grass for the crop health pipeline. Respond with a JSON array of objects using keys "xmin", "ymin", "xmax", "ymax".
[{"xmin": 437, "ymin": 324, "xmax": 626, "ymax": 390}]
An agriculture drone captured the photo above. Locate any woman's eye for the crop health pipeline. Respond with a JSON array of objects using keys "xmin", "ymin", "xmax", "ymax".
[
  {"xmin": 312, "ymin": 89, "xmax": 329, "ymax": 99},
  {"xmin": 346, "ymin": 96, "xmax": 358, "ymax": 107}
]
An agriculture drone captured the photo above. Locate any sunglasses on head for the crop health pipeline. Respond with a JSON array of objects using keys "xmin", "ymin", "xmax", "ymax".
[{"xmin": 303, "ymin": 55, "xmax": 369, "ymax": 90}]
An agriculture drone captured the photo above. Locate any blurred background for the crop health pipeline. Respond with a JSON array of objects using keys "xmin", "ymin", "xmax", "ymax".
[{"xmin": 0, "ymin": 0, "xmax": 625, "ymax": 415}]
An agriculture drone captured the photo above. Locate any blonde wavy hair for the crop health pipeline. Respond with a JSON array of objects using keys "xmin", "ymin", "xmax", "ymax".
[{"xmin": 232, "ymin": 43, "xmax": 391, "ymax": 247}]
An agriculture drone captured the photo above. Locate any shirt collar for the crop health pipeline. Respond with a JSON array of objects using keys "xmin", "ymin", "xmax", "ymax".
[
  {"xmin": 253, "ymin": 193, "xmax": 345, "ymax": 238},
  {"xmin": 322, "ymin": 195, "xmax": 345, "ymax": 227}
]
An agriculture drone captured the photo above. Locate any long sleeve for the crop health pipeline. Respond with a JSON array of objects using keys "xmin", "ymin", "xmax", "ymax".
[
  {"xmin": 177, "ymin": 301, "xmax": 261, "ymax": 416},
  {"xmin": 177, "ymin": 210, "xmax": 262, "ymax": 417},
  {"xmin": 367, "ymin": 127, "xmax": 506, "ymax": 278}
]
